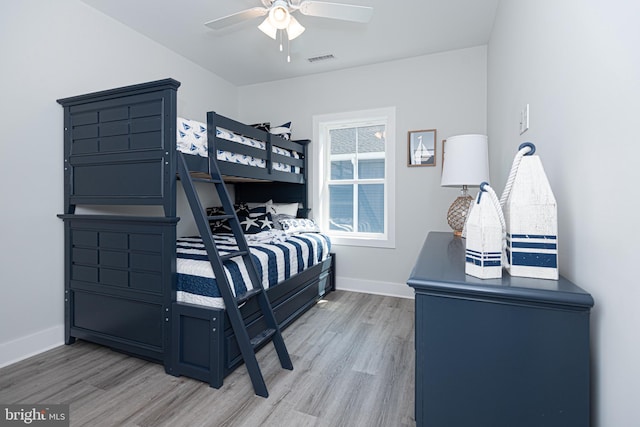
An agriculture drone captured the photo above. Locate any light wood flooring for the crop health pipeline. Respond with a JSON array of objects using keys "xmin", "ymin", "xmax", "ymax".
[{"xmin": 0, "ymin": 291, "xmax": 415, "ymax": 427}]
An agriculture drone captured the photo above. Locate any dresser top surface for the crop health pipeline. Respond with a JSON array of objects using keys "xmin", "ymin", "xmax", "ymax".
[{"xmin": 407, "ymin": 232, "xmax": 594, "ymax": 309}]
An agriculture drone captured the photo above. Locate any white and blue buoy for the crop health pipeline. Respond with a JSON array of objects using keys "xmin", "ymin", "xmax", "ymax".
[
  {"xmin": 501, "ymin": 143, "xmax": 559, "ymax": 280},
  {"xmin": 465, "ymin": 182, "xmax": 505, "ymax": 279}
]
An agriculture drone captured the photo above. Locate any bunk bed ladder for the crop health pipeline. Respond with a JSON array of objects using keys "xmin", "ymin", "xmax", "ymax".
[{"xmin": 177, "ymin": 152, "xmax": 293, "ymax": 398}]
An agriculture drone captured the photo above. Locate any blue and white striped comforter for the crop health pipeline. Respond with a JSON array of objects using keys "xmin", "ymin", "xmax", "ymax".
[{"xmin": 176, "ymin": 232, "xmax": 331, "ymax": 309}]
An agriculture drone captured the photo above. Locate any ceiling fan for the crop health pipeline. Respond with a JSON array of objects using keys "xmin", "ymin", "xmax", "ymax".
[{"xmin": 205, "ymin": 1, "xmax": 373, "ymax": 60}]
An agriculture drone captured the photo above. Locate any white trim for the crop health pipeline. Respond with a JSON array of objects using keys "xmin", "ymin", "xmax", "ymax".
[
  {"xmin": 0, "ymin": 325, "xmax": 64, "ymax": 368},
  {"xmin": 312, "ymin": 107, "xmax": 396, "ymax": 249},
  {"xmin": 335, "ymin": 276, "xmax": 415, "ymax": 299}
]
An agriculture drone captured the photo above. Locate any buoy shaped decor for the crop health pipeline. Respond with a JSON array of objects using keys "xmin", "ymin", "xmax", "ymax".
[
  {"xmin": 501, "ymin": 143, "xmax": 558, "ymax": 280},
  {"xmin": 465, "ymin": 182, "xmax": 505, "ymax": 279}
]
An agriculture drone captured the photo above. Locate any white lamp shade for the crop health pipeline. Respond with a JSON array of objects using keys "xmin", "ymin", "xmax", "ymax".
[
  {"xmin": 441, "ymin": 134, "xmax": 490, "ymax": 187},
  {"xmin": 258, "ymin": 17, "xmax": 278, "ymax": 39},
  {"xmin": 287, "ymin": 16, "xmax": 305, "ymax": 40}
]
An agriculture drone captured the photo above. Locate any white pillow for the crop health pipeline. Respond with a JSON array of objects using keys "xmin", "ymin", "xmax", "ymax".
[
  {"xmin": 266, "ymin": 200, "xmax": 299, "ymax": 217},
  {"xmin": 279, "ymin": 218, "xmax": 320, "ymax": 235},
  {"xmin": 270, "ymin": 122, "xmax": 292, "ymax": 140}
]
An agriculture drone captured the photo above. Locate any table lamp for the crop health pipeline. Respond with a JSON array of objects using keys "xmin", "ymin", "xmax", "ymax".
[{"xmin": 440, "ymin": 134, "xmax": 490, "ymax": 236}]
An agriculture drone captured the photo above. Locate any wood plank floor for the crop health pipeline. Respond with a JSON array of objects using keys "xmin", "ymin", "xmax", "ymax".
[{"xmin": 0, "ymin": 291, "xmax": 415, "ymax": 427}]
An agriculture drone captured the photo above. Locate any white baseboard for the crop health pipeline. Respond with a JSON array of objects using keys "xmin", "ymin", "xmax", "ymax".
[
  {"xmin": 335, "ymin": 276, "xmax": 415, "ymax": 299},
  {"xmin": 0, "ymin": 325, "xmax": 65, "ymax": 369}
]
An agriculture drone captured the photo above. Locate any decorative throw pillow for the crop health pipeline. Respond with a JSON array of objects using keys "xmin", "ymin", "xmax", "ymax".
[
  {"xmin": 238, "ymin": 213, "xmax": 274, "ymax": 234},
  {"xmin": 233, "ymin": 202, "xmax": 251, "ymax": 217},
  {"xmin": 247, "ymin": 205, "xmax": 267, "ymax": 217},
  {"xmin": 206, "ymin": 203, "xmax": 264, "ymax": 233},
  {"xmin": 266, "ymin": 200, "xmax": 299, "ymax": 217},
  {"xmin": 206, "ymin": 206, "xmax": 231, "ymax": 233},
  {"xmin": 245, "ymin": 201, "xmax": 269, "ymax": 209},
  {"xmin": 270, "ymin": 122, "xmax": 292, "ymax": 140},
  {"xmin": 279, "ymin": 218, "xmax": 320, "ymax": 235},
  {"xmin": 271, "ymin": 213, "xmax": 296, "ymax": 230}
]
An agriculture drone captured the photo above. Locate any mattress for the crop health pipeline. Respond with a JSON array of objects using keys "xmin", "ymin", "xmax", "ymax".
[
  {"xmin": 176, "ymin": 117, "xmax": 301, "ymax": 173},
  {"xmin": 176, "ymin": 231, "xmax": 331, "ymax": 309}
]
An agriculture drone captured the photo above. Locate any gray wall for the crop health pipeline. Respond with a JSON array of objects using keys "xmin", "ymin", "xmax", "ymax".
[
  {"xmin": 488, "ymin": 1, "xmax": 640, "ymax": 425},
  {"xmin": 238, "ymin": 46, "xmax": 487, "ymax": 296},
  {"xmin": 0, "ymin": 0, "xmax": 238, "ymax": 366}
]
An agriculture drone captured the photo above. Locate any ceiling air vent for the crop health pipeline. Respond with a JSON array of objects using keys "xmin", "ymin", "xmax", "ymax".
[{"xmin": 307, "ymin": 54, "xmax": 335, "ymax": 63}]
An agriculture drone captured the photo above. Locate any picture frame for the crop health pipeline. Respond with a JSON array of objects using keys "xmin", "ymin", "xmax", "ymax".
[{"xmin": 408, "ymin": 129, "xmax": 437, "ymax": 167}]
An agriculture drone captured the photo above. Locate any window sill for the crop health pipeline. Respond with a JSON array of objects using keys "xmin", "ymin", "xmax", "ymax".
[{"xmin": 328, "ymin": 235, "xmax": 395, "ymax": 249}]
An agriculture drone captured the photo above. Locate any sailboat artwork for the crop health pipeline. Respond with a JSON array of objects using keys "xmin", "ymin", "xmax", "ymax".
[
  {"xmin": 413, "ymin": 136, "xmax": 433, "ymax": 163},
  {"xmin": 408, "ymin": 130, "xmax": 437, "ymax": 167}
]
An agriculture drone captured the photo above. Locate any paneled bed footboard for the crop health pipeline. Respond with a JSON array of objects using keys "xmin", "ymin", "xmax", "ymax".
[{"xmin": 58, "ymin": 215, "xmax": 178, "ymax": 366}]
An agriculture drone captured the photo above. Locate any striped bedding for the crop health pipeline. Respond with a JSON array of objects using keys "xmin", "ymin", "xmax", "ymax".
[{"xmin": 176, "ymin": 232, "xmax": 331, "ymax": 309}]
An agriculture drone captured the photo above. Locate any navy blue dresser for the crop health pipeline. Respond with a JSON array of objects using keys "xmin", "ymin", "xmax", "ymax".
[{"xmin": 407, "ymin": 232, "xmax": 593, "ymax": 427}]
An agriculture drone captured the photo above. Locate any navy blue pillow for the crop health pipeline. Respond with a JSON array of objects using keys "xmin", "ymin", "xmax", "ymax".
[
  {"xmin": 207, "ymin": 203, "xmax": 261, "ymax": 233},
  {"xmin": 237, "ymin": 213, "xmax": 274, "ymax": 234}
]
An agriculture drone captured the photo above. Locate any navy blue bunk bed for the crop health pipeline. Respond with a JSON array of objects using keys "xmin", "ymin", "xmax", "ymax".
[{"xmin": 57, "ymin": 78, "xmax": 334, "ymax": 389}]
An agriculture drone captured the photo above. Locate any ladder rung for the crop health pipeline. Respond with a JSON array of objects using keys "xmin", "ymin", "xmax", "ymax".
[
  {"xmin": 250, "ymin": 328, "xmax": 276, "ymax": 349},
  {"xmin": 236, "ymin": 287, "xmax": 263, "ymax": 305},
  {"xmin": 192, "ymin": 177, "xmax": 223, "ymax": 184},
  {"xmin": 207, "ymin": 214, "xmax": 235, "ymax": 221},
  {"xmin": 220, "ymin": 250, "xmax": 249, "ymax": 262}
]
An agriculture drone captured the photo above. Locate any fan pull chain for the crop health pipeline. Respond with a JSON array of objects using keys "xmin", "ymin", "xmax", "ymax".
[
  {"xmin": 279, "ymin": 30, "xmax": 283, "ymax": 52},
  {"xmin": 287, "ymin": 33, "xmax": 291, "ymax": 63}
]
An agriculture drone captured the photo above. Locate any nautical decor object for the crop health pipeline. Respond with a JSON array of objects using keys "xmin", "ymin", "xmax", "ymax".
[
  {"xmin": 441, "ymin": 134, "xmax": 490, "ymax": 236},
  {"xmin": 500, "ymin": 143, "xmax": 558, "ymax": 280},
  {"xmin": 465, "ymin": 182, "xmax": 505, "ymax": 279}
]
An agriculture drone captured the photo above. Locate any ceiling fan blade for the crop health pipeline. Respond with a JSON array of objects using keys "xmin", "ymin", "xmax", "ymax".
[
  {"xmin": 298, "ymin": 1, "xmax": 373, "ymax": 23},
  {"xmin": 204, "ymin": 7, "xmax": 269, "ymax": 30}
]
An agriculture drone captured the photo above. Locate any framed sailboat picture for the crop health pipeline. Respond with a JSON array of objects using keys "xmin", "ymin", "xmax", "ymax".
[{"xmin": 408, "ymin": 129, "xmax": 437, "ymax": 167}]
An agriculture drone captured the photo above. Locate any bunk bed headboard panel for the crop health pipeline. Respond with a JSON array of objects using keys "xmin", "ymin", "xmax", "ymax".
[{"xmin": 57, "ymin": 79, "xmax": 180, "ymax": 216}]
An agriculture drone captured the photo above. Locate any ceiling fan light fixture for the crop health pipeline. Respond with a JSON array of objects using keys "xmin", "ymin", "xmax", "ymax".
[
  {"xmin": 269, "ymin": 0, "xmax": 291, "ymax": 29},
  {"xmin": 258, "ymin": 16, "xmax": 278, "ymax": 39},
  {"xmin": 286, "ymin": 16, "xmax": 305, "ymax": 40}
]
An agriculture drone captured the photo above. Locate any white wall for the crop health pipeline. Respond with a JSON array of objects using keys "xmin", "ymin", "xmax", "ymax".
[
  {"xmin": 238, "ymin": 46, "xmax": 487, "ymax": 296},
  {"xmin": 0, "ymin": 0, "xmax": 237, "ymax": 367},
  {"xmin": 488, "ymin": 1, "xmax": 640, "ymax": 425}
]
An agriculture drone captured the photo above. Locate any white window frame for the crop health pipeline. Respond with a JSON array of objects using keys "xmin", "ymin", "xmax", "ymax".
[{"xmin": 312, "ymin": 107, "xmax": 396, "ymax": 248}]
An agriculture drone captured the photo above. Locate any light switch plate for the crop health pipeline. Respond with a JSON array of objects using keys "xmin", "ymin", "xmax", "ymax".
[{"xmin": 520, "ymin": 104, "xmax": 530, "ymax": 135}]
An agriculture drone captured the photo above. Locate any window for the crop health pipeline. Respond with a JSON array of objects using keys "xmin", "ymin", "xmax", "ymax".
[{"xmin": 313, "ymin": 107, "xmax": 396, "ymax": 248}]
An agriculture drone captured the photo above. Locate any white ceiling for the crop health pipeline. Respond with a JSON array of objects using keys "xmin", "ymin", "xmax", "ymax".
[{"xmin": 81, "ymin": 0, "xmax": 499, "ymax": 86}]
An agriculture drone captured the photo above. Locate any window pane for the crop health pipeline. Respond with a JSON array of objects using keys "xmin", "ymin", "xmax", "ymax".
[
  {"xmin": 330, "ymin": 128, "xmax": 356, "ymax": 155},
  {"xmin": 358, "ymin": 159, "xmax": 385, "ymax": 179},
  {"xmin": 329, "ymin": 185, "xmax": 354, "ymax": 232},
  {"xmin": 358, "ymin": 184, "xmax": 384, "ymax": 233},
  {"xmin": 357, "ymin": 125, "xmax": 385, "ymax": 153},
  {"xmin": 331, "ymin": 160, "xmax": 354, "ymax": 180}
]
